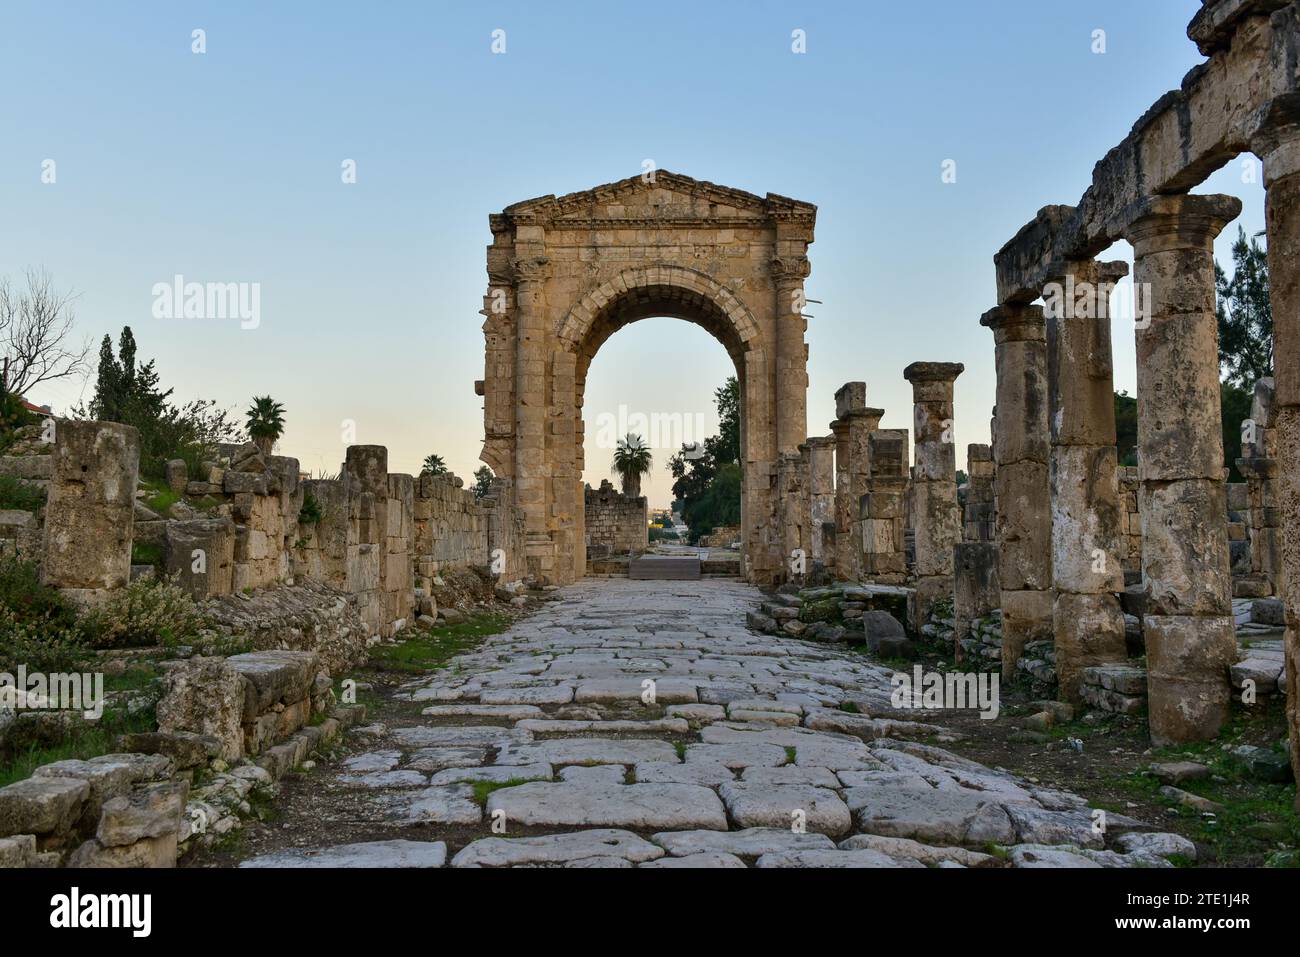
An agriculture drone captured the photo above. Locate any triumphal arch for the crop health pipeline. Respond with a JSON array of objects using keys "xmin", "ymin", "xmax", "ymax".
[{"xmin": 477, "ymin": 172, "xmax": 816, "ymax": 584}]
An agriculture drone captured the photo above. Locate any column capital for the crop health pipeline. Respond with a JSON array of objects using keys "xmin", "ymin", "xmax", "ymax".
[
  {"xmin": 510, "ymin": 256, "xmax": 551, "ymax": 283},
  {"xmin": 1113, "ymin": 194, "xmax": 1242, "ymax": 253},
  {"xmin": 770, "ymin": 256, "xmax": 811, "ymax": 283},
  {"xmin": 980, "ymin": 303, "xmax": 1045, "ymax": 343},
  {"xmin": 1251, "ymin": 94, "xmax": 1300, "ymax": 187},
  {"xmin": 1043, "ymin": 258, "xmax": 1129, "ymax": 288},
  {"xmin": 804, "ymin": 434, "xmax": 836, "ymax": 450},
  {"xmin": 903, "ymin": 361, "xmax": 964, "ymax": 385}
]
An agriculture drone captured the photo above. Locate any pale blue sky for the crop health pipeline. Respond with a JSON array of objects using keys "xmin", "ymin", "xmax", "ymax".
[{"xmin": 0, "ymin": 1, "xmax": 1263, "ymax": 506}]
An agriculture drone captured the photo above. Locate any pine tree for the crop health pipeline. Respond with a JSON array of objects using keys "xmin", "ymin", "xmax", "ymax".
[{"xmin": 1216, "ymin": 226, "xmax": 1272, "ymax": 389}]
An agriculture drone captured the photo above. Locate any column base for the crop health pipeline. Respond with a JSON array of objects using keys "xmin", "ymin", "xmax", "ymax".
[
  {"xmin": 1053, "ymin": 591, "xmax": 1126, "ymax": 703},
  {"xmin": 909, "ymin": 576, "xmax": 954, "ymax": 632},
  {"xmin": 1144, "ymin": 613, "xmax": 1236, "ymax": 746},
  {"xmin": 999, "ymin": 588, "xmax": 1054, "ymax": 680}
]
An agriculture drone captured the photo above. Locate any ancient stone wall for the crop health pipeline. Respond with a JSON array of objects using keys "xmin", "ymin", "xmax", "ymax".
[{"xmin": 584, "ymin": 480, "xmax": 647, "ymax": 557}]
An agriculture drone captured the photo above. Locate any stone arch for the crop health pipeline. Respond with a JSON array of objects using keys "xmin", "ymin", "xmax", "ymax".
[
  {"xmin": 478, "ymin": 171, "xmax": 816, "ymax": 584},
  {"xmin": 557, "ymin": 264, "xmax": 760, "ymax": 359}
]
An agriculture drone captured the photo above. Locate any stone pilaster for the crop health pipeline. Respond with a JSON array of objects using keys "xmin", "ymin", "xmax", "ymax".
[
  {"xmin": 831, "ymin": 382, "xmax": 866, "ymax": 580},
  {"xmin": 777, "ymin": 450, "xmax": 810, "ymax": 584},
  {"xmin": 1043, "ymin": 259, "xmax": 1130, "ymax": 702},
  {"xmin": 772, "ymin": 256, "xmax": 811, "ymax": 456},
  {"xmin": 861, "ymin": 429, "xmax": 909, "ymax": 585},
  {"xmin": 1256, "ymin": 113, "xmax": 1300, "ymax": 799},
  {"xmin": 981, "ymin": 304, "xmax": 1054, "ymax": 678},
  {"xmin": 804, "ymin": 435, "xmax": 836, "ymax": 577},
  {"xmin": 1119, "ymin": 193, "xmax": 1241, "ymax": 745},
  {"xmin": 962, "ymin": 444, "xmax": 995, "ymax": 542},
  {"xmin": 42, "ymin": 420, "xmax": 140, "ymax": 607},
  {"xmin": 511, "ymin": 255, "xmax": 553, "ymax": 582},
  {"xmin": 902, "ymin": 362, "xmax": 964, "ymax": 627}
]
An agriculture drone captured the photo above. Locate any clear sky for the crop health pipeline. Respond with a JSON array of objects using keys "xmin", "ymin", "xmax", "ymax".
[{"xmin": 1, "ymin": 0, "xmax": 1263, "ymax": 507}]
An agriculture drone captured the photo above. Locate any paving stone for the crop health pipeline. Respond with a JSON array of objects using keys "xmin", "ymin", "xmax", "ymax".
[
  {"xmin": 391, "ymin": 726, "xmax": 529, "ymax": 749},
  {"xmin": 495, "ymin": 737, "xmax": 679, "ymax": 767},
  {"xmin": 559, "ymin": 764, "xmax": 628, "ymax": 785},
  {"xmin": 514, "ymin": 718, "xmax": 690, "ymax": 735},
  {"xmin": 339, "ymin": 770, "xmax": 430, "ymax": 789},
  {"xmin": 740, "ymin": 765, "xmax": 841, "ymax": 788},
  {"xmin": 1003, "ymin": 804, "xmax": 1105, "ymax": 849},
  {"xmin": 486, "ymin": 783, "xmax": 728, "ymax": 830},
  {"xmin": 451, "ymin": 829, "xmax": 665, "ymax": 867},
  {"xmin": 755, "ymin": 848, "xmax": 924, "ymax": 868},
  {"xmin": 478, "ymin": 685, "xmax": 575, "ymax": 705},
  {"xmin": 718, "ymin": 783, "xmax": 851, "ymax": 836},
  {"xmin": 685, "ymin": 742, "xmax": 790, "ymax": 769},
  {"xmin": 846, "ymin": 779, "xmax": 1015, "ymax": 846},
  {"xmin": 666, "ymin": 703, "xmax": 727, "ymax": 723},
  {"xmin": 652, "ymin": 826, "xmax": 836, "ymax": 859},
  {"xmin": 404, "ymin": 747, "xmax": 487, "ymax": 773},
  {"xmin": 1115, "ymin": 831, "xmax": 1197, "ymax": 863},
  {"xmin": 638, "ymin": 852, "xmax": 748, "ymax": 868},
  {"xmin": 399, "ymin": 784, "xmax": 482, "ymax": 825},
  {"xmin": 428, "ymin": 764, "xmax": 553, "ymax": 786},
  {"xmin": 573, "ymin": 678, "xmax": 700, "ymax": 704},
  {"xmin": 240, "ymin": 840, "xmax": 447, "ymax": 868},
  {"xmin": 341, "ymin": 751, "xmax": 402, "ymax": 773},
  {"xmin": 838, "ymin": 833, "xmax": 995, "ymax": 867},
  {"xmin": 634, "ymin": 761, "xmax": 736, "ymax": 786},
  {"xmin": 420, "ymin": 704, "xmax": 544, "ymax": 720}
]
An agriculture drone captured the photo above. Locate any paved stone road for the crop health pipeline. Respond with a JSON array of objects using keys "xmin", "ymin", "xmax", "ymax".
[{"xmin": 237, "ymin": 579, "xmax": 1194, "ymax": 868}]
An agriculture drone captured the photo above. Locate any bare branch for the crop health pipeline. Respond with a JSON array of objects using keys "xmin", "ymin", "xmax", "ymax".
[{"xmin": 0, "ymin": 267, "xmax": 91, "ymax": 396}]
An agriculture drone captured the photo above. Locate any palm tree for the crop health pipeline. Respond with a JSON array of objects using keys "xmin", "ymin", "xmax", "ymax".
[
  {"xmin": 422, "ymin": 453, "xmax": 449, "ymax": 475},
  {"xmin": 612, "ymin": 433, "xmax": 652, "ymax": 497},
  {"xmin": 245, "ymin": 395, "xmax": 285, "ymax": 454}
]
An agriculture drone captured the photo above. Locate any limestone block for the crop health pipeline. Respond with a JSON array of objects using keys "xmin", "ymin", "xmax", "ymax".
[
  {"xmin": 994, "ymin": 461, "xmax": 1052, "ymax": 591},
  {"xmin": 157, "ymin": 657, "xmax": 246, "ymax": 762},
  {"xmin": 1140, "ymin": 478, "xmax": 1232, "ymax": 617},
  {"xmin": 1049, "ymin": 445, "xmax": 1125, "ymax": 593},
  {"xmin": 1144, "ymin": 614, "xmax": 1236, "ymax": 746},
  {"xmin": 1053, "ymin": 592, "xmax": 1127, "ymax": 702},
  {"xmin": 43, "ymin": 420, "xmax": 140, "ymax": 593},
  {"xmin": 164, "ymin": 517, "xmax": 235, "ymax": 599}
]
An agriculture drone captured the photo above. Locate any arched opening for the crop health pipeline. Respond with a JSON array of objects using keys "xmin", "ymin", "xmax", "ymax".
[{"xmin": 560, "ymin": 275, "xmax": 762, "ymax": 582}]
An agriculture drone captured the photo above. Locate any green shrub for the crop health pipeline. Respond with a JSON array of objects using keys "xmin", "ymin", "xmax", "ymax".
[
  {"xmin": 0, "ymin": 474, "xmax": 46, "ymax": 512},
  {"xmin": 299, "ymin": 491, "xmax": 323, "ymax": 525},
  {"xmin": 0, "ymin": 556, "xmax": 78, "ymax": 629},
  {"xmin": 0, "ymin": 607, "xmax": 89, "ymax": 673},
  {"xmin": 82, "ymin": 576, "xmax": 211, "ymax": 649}
]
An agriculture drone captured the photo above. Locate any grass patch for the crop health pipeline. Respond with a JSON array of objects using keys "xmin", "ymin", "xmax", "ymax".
[
  {"xmin": 468, "ymin": 778, "xmax": 533, "ymax": 806},
  {"xmin": 367, "ymin": 613, "xmax": 511, "ymax": 674},
  {"xmin": 839, "ymin": 700, "xmax": 860, "ymax": 714},
  {"xmin": 1098, "ymin": 706, "xmax": 1299, "ymax": 865},
  {"xmin": 673, "ymin": 741, "xmax": 687, "ymax": 760},
  {"xmin": 140, "ymin": 481, "xmax": 180, "ymax": 516},
  {"xmin": 130, "ymin": 541, "xmax": 163, "ymax": 567},
  {"xmin": 783, "ymin": 746, "xmax": 797, "ymax": 764},
  {"xmin": 0, "ymin": 474, "xmax": 46, "ymax": 512},
  {"xmin": 0, "ymin": 700, "xmax": 158, "ymax": 788}
]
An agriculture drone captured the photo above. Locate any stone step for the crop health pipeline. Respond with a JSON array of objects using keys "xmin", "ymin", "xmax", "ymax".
[{"xmin": 629, "ymin": 557, "xmax": 702, "ymax": 580}]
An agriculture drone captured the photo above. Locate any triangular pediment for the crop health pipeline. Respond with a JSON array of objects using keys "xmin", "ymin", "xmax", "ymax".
[{"xmin": 499, "ymin": 171, "xmax": 815, "ymax": 224}]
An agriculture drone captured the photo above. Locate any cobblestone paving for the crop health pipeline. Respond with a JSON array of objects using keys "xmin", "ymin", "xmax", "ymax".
[{"xmin": 237, "ymin": 579, "xmax": 1195, "ymax": 868}]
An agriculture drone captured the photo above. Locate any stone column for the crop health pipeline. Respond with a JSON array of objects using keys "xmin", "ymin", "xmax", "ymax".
[
  {"xmin": 42, "ymin": 420, "xmax": 140, "ymax": 607},
  {"xmin": 980, "ymin": 305, "xmax": 1053, "ymax": 679},
  {"xmin": 777, "ymin": 451, "xmax": 809, "ymax": 584},
  {"xmin": 861, "ymin": 429, "xmax": 909, "ymax": 584},
  {"xmin": 831, "ymin": 382, "xmax": 865, "ymax": 579},
  {"xmin": 962, "ymin": 444, "xmax": 995, "ymax": 542},
  {"xmin": 772, "ymin": 256, "xmax": 811, "ymax": 455},
  {"xmin": 1236, "ymin": 377, "xmax": 1279, "ymax": 596},
  {"xmin": 805, "ymin": 435, "xmax": 836, "ymax": 577},
  {"xmin": 1042, "ymin": 259, "xmax": 1130, "ymax": 702},
  {"xmin": 511, "ymin": 255, "xmax": 553, "ymax": 582},
  {"xmin": 1119, "ymin": 193, "xmax": 1241, "ymax": 745},
  {"xmin": 345, "ymin": 445, "xmax": 387, "ymax": 638},
  {"xmin": 1256, "ymin": 115, "xmax": 1300, "ymax": 798},
  {"xmin": 902, "ymin": 362, "xmax": 964, "ymax": 627}
]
